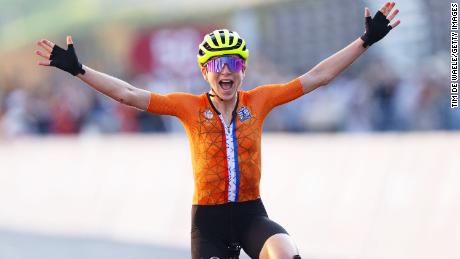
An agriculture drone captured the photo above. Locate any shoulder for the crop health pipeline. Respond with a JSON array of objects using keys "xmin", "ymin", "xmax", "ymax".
[
  {"xmin": 163, "ymin": 92, "xmax": 202, "ymax": 98},
  {"xmin": 147, "ymin": 91, "xmax": 206, "ymax": 115},
  {"xmin": 150, "ymin": 91, "xmax": 204, "ymax": 102},
  {"xmin": 242, "ymin": 84, "xmax": 281, "ymax": 99}
]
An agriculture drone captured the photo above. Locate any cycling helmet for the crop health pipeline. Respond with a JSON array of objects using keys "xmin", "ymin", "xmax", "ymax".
[{"xmin": 197, "ymin": 29, "xmax": 249, "ymax": 67}]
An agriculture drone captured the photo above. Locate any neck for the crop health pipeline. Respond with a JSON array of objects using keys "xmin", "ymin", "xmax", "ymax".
[{"xmin": 209, "ymin": 91, "xmax": 238, "ymax": 114}]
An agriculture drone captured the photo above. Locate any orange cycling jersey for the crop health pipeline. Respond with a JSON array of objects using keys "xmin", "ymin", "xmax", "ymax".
[{"xmin": 147, "ymin": 79, "xmax": 304, "ymax": 205}]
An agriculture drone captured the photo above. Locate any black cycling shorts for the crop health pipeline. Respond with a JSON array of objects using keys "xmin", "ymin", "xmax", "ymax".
[{"xmin": 191, "ymin": 198, "xmax": 288, "ymax": 259}]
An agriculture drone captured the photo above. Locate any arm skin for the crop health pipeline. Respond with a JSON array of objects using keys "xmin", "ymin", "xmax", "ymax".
[
  {"xmin": 298, "ymin": 37, "xmax": 367, "ymax": 95},
  {"xmin": 77, "ymin": 65, "xmax": 150, "ymax": 110},
  {"xmin": 298, "ymin": 1, "xmax": 400, "ymax": 95},
  {"xmin": 36, "ymin": 36, "xmax": 150, "ymax": 111}
]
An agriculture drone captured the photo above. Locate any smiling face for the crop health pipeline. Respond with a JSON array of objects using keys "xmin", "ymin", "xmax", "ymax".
[{"xmin": 201, "ymin": 55, "xmax": 246, "ymax": 102}]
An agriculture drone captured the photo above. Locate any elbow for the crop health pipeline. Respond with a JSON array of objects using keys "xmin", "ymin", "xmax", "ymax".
[
  {"xmin": 300, "ymin": 71, "xmax": 334, "ymax": 93},
  {"xmin": 319, "ymin": 73, "xmax": 334, "ymax": 86},
  {"xmin": 309, "ymin": 69, "xmax": 334, "ymax": 87}
]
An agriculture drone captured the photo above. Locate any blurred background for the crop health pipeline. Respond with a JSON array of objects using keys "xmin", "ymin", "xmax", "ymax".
[
  {"xmin": 0, "ymin": 0, "xmax": 455, "ymax": 135},
  {"xmin": 0, "ymin": 0, "xmax": 458, "ymax": 259}
]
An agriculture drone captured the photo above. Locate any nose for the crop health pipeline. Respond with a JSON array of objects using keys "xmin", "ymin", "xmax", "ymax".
[{"xmin": 220, "ymin": 64, "xmax": 232, "ymax": 74}]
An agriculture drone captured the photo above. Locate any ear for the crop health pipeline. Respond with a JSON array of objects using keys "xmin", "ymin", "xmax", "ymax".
[{"xmin": 201, "ymin": 66, "xmax": 208, "ymax": 81}]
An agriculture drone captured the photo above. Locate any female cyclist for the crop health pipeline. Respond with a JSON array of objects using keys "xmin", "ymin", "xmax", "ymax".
[{"xmin": 35, "ymin": 2, "xmax": 400, "ymax": 258}]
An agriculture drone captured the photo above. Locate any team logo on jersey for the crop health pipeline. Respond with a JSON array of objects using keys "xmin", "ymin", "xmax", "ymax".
[
  {"xmin": 203, "ymin": 109, "xmax": 214, "ymax": 120},
  {"xmin": 238, "ymin": 106, "xmax": 252, "ymax": 122}
]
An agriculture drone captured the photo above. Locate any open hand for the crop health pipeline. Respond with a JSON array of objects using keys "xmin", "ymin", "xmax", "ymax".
[
  {"xmin": 35, "ymin": 36, "xmax": 85, "ymax": 76},
  {"xmin": 361, "ymin": 2, "xmax": 401, "ymax": 48}
]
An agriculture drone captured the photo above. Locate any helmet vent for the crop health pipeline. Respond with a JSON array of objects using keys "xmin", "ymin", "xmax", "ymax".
[
  {"xmin": 219, "ymin": 31, "xmax": 226, "ymax": 44},
  {"xmin": 211, "ymin": 34, "xmax": 219, "ymax": 46},
  {"xmin": 203, "ymin": 42, "xmax": 212, "ymax": 51},
  {"xmin": 234, "ymin": 39, "xmax": 242, "ymax": 48}
]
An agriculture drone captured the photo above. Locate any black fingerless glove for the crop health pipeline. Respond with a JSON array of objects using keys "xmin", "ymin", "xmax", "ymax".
[
  {"xmin": 50, "ymin": 44, "xmax": 85, "ymax": 76},
  {"xmin": 361, "ymin": 11, "xmax": 392, "ymax": 48}
]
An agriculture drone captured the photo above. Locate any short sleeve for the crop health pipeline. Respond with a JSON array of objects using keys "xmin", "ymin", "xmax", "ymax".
[
  {"xmin": 246, "ymin": 78, "xmax": 304, "ymax": 119},
  {"xmin": 147, "ymin": 92, "xmax": 199, "ymax": 120}
]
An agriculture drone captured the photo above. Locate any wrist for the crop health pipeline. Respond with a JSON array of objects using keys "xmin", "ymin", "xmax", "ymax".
[
  {"xmin": 360, "ymin": 34, "xmax": 371, "ymax": 48},
  {"xmin": 76, "ymin": 65, "xmax": 87, "ymax": 78},
  {"xmin": 75, "ymin": 62, "xmax": 86, "ymax": 76}
]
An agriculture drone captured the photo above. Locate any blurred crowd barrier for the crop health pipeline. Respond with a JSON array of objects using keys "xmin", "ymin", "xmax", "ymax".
[
  {"xmin": 0, "ymin": 133, "xmax": 458, "ymax": 259},
  {"xmin": 0, "ymin": 0, "xmax": 456, "ymax": 137}
]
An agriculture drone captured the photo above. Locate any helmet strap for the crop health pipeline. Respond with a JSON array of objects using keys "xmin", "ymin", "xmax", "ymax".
[{"xmin": 209, "ymin": 88, "xmax": 224, "ymax": 101}]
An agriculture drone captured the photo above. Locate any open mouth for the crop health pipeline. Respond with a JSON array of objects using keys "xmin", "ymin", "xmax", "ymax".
[{"xmin": 219, "ymin": 79, "xmax": 234, "ymax": 90}]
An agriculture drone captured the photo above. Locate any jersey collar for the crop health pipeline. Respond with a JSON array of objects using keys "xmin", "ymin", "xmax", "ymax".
[{"xmin": 206, "ymin": 91, "xmax": 239, "ymax": 117}]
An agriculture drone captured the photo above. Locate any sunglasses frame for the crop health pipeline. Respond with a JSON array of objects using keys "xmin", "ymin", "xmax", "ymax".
[{"xmin": 205, "ymin": 55, "xmax": 245, "ymax": 73}]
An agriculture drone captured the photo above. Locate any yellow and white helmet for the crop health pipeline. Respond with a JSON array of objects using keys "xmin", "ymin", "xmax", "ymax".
[{"xmin": 197, "ymin": 29, "xmax": 249, "ymax": 67}]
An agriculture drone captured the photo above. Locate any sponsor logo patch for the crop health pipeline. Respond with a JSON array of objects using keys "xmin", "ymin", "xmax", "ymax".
[
  {"xmin": 204, "ymin": 109, "xmax": 214, "ymax": 120},
  {"xmin": 238, "ymin": 106, "xmax": 252, "ymax": 122}
]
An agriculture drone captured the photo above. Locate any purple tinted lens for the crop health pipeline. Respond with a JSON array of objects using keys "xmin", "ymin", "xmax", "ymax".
[{"xmin": 206, "ymin": 56, "xmax": 244, "ymax": 73}]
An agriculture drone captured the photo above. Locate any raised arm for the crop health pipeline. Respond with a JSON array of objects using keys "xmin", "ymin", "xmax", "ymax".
[
  {"xmin": 299, "ymin": 1, "xmax": 401, "ymax": 94},
  {"xmin": 35, "ymin": 36, "xmax": 150, "ymax": 110}
]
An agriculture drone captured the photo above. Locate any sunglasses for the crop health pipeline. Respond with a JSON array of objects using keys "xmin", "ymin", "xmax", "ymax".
[{"xmin": 205, "ymin": 56, "xmax": 245, "ymax": 73}]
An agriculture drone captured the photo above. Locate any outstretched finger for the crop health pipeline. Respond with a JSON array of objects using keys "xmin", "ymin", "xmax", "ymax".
[
  {"xmin": 41, "ymin": 39, "xmax": 54, "ymax": 49},
  {"xmin": 37, "ymin": 39, "xmax": 53, "ymax": 53},
  {"xmin": 364, "ymin": 7, "xmax": 371, "ymax": 17},
  {"xmin": 386, "ymin": 2, "xmax": 396, "ymax": 16},
  {"xmin": 35, "ymin": 50, "xmax": 50, "ymax": 60},
  {"xmin": 379, "ymin": 2, "xmax": 391, "ymax": 16},
  {"xmin": 390, "ymin": 20, "xmax": 401, "ymax": 29},
  {"xmin": 387, "ymin": 9, "xmax": 399, "ymax": 21},
  {"xmin": 67, "ymin": 35, "xmax": 73, "ymax": 46},
  {"xmin": 37, "ymin": 60, "xmax": 51, "ymax": 66}
]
